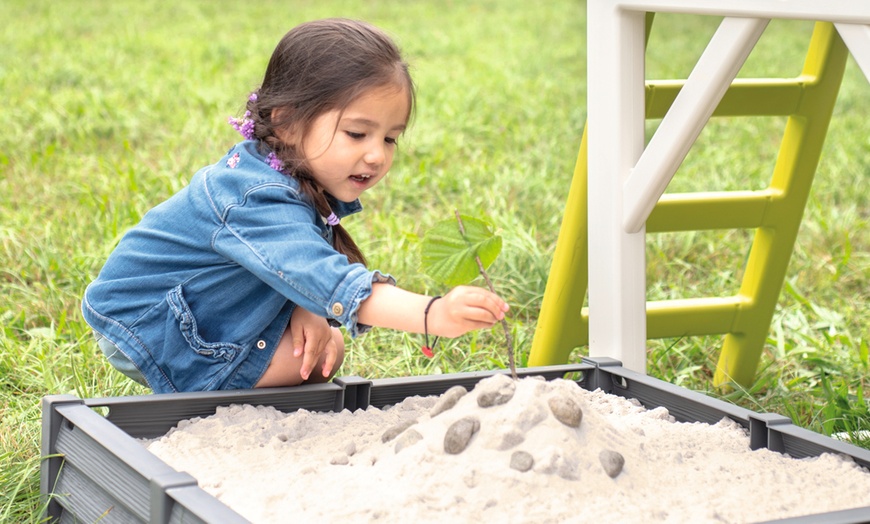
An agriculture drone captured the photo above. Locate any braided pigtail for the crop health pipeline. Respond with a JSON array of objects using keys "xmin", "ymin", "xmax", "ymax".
[{"xmin": 294, "ymin": 175, "xmax": 367, "ymax": 267}]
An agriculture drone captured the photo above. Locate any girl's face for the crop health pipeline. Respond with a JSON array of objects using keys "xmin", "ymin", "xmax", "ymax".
[{"xmin": 298, "ymin": 85, "xmax": 410, "ymax": 203}]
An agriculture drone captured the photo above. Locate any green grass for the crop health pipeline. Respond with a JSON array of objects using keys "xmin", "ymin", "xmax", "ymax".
[{"xmin": 2, "ymin": 1, "xmax": 869, "ymax": 520}]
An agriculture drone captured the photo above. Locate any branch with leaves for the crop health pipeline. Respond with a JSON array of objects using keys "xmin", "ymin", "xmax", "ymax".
[{"xmin": 420, "ymin": 211, "xmax": 517, "ymax": 379}]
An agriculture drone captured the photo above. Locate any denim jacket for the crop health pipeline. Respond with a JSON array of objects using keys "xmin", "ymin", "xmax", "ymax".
[{"xmin": 82, "ymin": 140, "xmax": 395, "ymax": 393}]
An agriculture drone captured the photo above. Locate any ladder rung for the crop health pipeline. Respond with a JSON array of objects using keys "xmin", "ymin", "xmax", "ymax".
[
  {"xmin": 646, "ymin": 296, "xmax": 747, "ymax": 337},
  {"xmin": 577, "ymin": 296, "xmax": 748, "ymax": 339},
  {"xmin": 646, "ymin": 79, "xmax": 806, "ymax": 118},
  {"xmin": 648, "ymin": 190, "xmax": 779, "ymax": 232}
]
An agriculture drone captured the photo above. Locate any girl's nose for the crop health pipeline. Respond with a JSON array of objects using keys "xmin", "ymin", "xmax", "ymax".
[{"xmin": 364, "ymin": 142, "xmax": 386, "ymax": 166}]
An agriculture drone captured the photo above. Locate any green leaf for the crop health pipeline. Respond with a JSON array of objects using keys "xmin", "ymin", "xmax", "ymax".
[{"xmin": 421, "ymin": 215, "xmax": 502, "ymax": 286}]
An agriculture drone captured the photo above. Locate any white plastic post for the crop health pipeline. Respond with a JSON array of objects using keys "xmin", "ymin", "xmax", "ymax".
[{"xmin": 587, "ymin": 2, "xmax": 648, "ymax": 372}]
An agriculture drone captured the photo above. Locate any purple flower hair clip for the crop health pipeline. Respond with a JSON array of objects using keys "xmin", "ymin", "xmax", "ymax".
[
  {"xmin": 228, "ymin": 111, "xmax": 255, "ymax": 140},
  {"xmin": 228, "ymin": 91, "xmax": 259, "ymax": 140}
]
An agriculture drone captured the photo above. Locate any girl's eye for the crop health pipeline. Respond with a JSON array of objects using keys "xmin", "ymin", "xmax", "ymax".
[
  {"xmin": 385, "ymin": 137, "xmax": 398, "ymax": 145},
  {"xmin": 346, "ymin": 131, "xmax": 365, "ymax": 140}
]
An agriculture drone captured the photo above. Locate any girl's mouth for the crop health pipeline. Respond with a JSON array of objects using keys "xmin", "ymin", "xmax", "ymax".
[{"xmin": 350, "ymin": 174, "xmax": 372, "ymax": 184}]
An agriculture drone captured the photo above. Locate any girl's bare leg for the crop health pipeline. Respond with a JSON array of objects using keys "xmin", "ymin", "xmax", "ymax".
[{"xmin": 255, "ymin": 327, "xmax": 345, "ymax": 387}]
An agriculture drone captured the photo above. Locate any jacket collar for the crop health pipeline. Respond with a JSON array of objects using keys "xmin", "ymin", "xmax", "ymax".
[{"xmin": 240, "ymin": 140, "xmax": 364, "ymax": 218}]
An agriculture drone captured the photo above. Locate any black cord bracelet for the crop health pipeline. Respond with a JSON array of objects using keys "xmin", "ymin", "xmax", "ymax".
[{"xmin": 422, "ymin": 295, "xmax": 442, "ymax": 358}]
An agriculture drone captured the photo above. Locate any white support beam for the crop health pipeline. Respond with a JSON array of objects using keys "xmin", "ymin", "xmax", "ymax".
[
  {"xmin": 616, "ymin": 0, "xmax": 870, "ymax": 22},
  {"xmin": 622, "ymin": 17, "xmax": 768, "ymax": 233},
  {"xmin": 586, "ymin": 2, "xmax": 648, "ymax": 372},
  {"xmin": 835, "ymin": 23, "xmax": 870, "ymax": 84}
]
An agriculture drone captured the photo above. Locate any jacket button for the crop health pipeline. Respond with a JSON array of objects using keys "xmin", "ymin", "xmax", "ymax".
[
  {"xmin": 331, "ymin": 302, "xmax": 344, "ymax": 316},
  {"xmin": 256, "ymin": 340, "xmax": 266, "ymax": 350}
]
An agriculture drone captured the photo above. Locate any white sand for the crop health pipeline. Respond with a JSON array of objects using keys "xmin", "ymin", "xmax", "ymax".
[{"xmin": 144, "ymin": 375, "xmax": 870, "ymax": 523}]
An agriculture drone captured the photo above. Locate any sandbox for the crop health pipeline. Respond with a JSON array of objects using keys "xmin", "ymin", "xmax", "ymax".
[{"xmin": 41, "ymin": 358, "xmax": 870, "ymax": 523}]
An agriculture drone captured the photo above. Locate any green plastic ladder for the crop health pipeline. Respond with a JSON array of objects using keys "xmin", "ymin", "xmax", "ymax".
[{"xmin": 529, "ymin": 20, "xmax": 849, "ymax": 387}]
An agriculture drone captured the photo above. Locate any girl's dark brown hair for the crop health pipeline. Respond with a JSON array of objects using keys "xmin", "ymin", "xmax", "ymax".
[{"xmin": 242, "ymin": 18, "xmax": 415, "ymax": 266}]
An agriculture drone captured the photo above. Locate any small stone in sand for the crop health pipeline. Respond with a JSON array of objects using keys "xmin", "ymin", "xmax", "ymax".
[
  {"xmin": 330, "ymin": 453, "xmax": 350, "ymax": 465},
  {"xmin": 496, "ymin": 429, "xmax": 525, "ymax": 450},
  {"xmin": 510, "ymin": 450, "xmax": 534, "ymax": 472},
  {"xmin": 430, "ymin": 385, "xmax": 468, "ymax": 417},
  {"xmin": 394, "ymin": 429, "xmax": 423, "ymax": 453},
  {"xmin": 599, "ymin": 449, "xmax": 625, "ymax": 478},
  {"xmin": 381, "ymin": 419, "xmax": 417, "ymax": 443},
  {"xmin": 548, "ymin": 395, "xmax": 583, "ymax": 428},
  {"xmin": 476, "ymin": 374, "xmax": 516, "ymax": 408},
  {"xmin": 515, "ymin": 402, "xmax": 548, "ymax": 432},
  {"xmin": 444, "ymin": 416, "xmax": 481, "ymax": 454}
]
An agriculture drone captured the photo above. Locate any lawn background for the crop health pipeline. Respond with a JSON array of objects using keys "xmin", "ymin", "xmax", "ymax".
[{"xmin": 2, "ymin": 0, "xmax": 869, "ymax": 520}]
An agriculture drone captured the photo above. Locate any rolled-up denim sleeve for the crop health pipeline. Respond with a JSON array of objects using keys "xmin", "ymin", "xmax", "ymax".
[
  {"xmin": 211, "ymin": 182, "xmax": 396, "ymax": 336},
  {"xmin": 328, "ymin": 269, "xmax": 396, "ymax": 337}
]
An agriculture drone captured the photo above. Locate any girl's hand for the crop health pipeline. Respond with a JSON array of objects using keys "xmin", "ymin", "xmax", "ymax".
[
  {"xmin": 429, "ymin": 285, "xmax": 510, "ymax": 338},
  {"xmin": 290, "ymin": 306, "xmax": 339, "ymax": 380}
]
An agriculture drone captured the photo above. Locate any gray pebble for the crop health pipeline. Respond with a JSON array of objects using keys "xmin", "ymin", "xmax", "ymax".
[
  {"xmin": 516, "ymin": 402, "xmax": 548, "ymax": 431},
  {"xmin": 510, "ymin": 450, "xmax": 535, "ymax": 472},
  {"xmin": 496, "ymin": 430, "xmax": 526, "ymax": 450},
  {"xmin": 599, "ymin": 449, "xmax": 625, "ymax": 478},
  {"xmin": 430, "ymin": 385, "xmax": 468, "ymax": 417},
  {"xmin": 381, "ymin": 419, "xmax": 417, "ymax": 443},
  {"xmin": 548, "ymin": 395, "xmax": 583, "ymax": 428},
  {"xmin": 444, "ymin": 416, "xmax": 481, "ymax": 454},
  {"xmin": 477, "ymin": 374, "xmax": 516, "ymax": 407},
  {"xmin": 540, "ymin": 451, "xmax": 580, "ymax": 480},
  {"xmin": 345, "ymin": 441, "xmax": 357, "ymax": 456},
  {"xmin": 329, "ymin": 453, "xmax": 349, "ymax": 465},
  {"xmin": 394, "ymin": 429, "xmax": 423, "ymax": 453}
]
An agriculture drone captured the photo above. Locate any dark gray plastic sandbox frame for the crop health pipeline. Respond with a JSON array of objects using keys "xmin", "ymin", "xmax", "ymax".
[{"xmin": 41, "ymin": 357, "xmax": 870, "ymax": 523}]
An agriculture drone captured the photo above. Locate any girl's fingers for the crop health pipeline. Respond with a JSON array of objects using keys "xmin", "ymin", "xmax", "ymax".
[
  {"xmin": 468, "ymin": 296, "xmax": 509, "ymax": 322},
  {"xmin": 290, "ymin": 317, "xmax": 306, "ymax": 358},
  {"xmin": 302, "ymin": 353, "xmax": 325, "ymax": 380},
  {"xmin": 449, "ymin": 287, "xmax": 508, "ymax": 315},
  {"xmin": 300, "ymin": 333, "xmax": 325, "ymax": 380},
  {"xmin": 321, "ymin": 340, "xmax": 338, "ymax": 377},
  {"xmin": 292, "ymin": 331, "xmax": 305, "ymax": 358},
  {"xmin": 437, "ymin": 286, "xmax": 511, "ymax": 337},
  {"xmin": 467, "ymin": 288, "xmax": 509, "ymax": 314}
]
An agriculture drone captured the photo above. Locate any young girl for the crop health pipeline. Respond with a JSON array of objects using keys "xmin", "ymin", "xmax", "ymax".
[{"xmin": 82, "ymin": 18, "xmax": 509, "ymax": 394}]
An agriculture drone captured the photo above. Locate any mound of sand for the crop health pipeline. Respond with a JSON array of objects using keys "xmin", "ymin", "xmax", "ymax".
[{"xmin": 144, "ymin": 375, "xmax": 870, "ymax": 523}]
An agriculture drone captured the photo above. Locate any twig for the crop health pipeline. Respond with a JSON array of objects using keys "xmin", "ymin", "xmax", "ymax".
[{"xmin": 454, "ymin": 210, "xmax": 517, "ymax": 380}]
